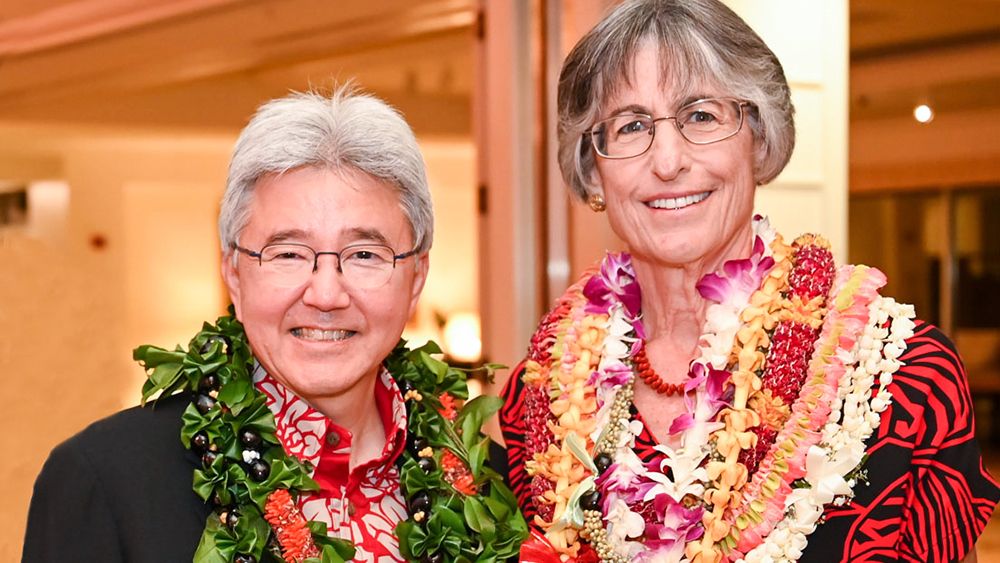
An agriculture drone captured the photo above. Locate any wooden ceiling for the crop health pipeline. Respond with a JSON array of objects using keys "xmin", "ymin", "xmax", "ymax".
[
  {"xmin": 850, "ymin": 0, "xmax": 1000, "ymax": 122},
  {"xmin": 0, "ymin": 0, "xmax": 996, "ymax": 133},
  {"xmin": 0, "ymin": 0, "xmax": 476, "ymax": 134},
  {"xmin": 850, "ymin": 0, "xmax": 1000, "ymax": 57}
]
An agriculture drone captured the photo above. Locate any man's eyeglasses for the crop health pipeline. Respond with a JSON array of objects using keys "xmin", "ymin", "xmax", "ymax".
[
  {"xmin": 587, "ymin": 97, "xmax": 752, "ymax": 159},
  {"xmin": 232, "ymin": 242, "xmax": 418, "ymax": 289}
]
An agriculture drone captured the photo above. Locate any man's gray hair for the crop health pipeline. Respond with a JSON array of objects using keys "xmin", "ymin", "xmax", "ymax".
[
  {"xmin": 558, "ymin": 0, "xmax": 795, "ymax": 199},
  {"xmin": 218, "ymin": 86, "xmax": 433, "ymax": 254}
]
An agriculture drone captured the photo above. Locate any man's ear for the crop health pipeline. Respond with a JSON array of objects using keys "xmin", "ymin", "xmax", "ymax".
[
  {"xmin": 221, "ymin": 253, "xmax": 243, "ymax": 320},
  {"xmin": 407, "ymin": 252, "xmax": 430, "ymax": 317}
]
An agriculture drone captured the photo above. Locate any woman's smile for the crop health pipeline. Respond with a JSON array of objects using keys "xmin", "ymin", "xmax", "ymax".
[{"xmin": 645, "ymin": 190, "xmax": 712, "ymax": 210}]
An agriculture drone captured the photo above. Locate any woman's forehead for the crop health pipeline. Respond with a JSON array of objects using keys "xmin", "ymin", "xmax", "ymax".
[
  {"xmin": 601, "ymin": 72, "xmax": 725, "ymax": 115},
  {"xmin": 598, "ymin": 42, "xmax": 723, "ymax": 106}
]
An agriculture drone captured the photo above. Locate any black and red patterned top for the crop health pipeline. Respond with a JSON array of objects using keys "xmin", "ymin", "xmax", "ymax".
[{"xmin": 501, "ymin": 320, "xmax": 1000, "ymax": 562}]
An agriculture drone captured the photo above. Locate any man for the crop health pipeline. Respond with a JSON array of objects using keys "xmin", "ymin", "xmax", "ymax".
[{"xmin": 23, "ymin": 87, "xmax": 434, "ymax": 562}]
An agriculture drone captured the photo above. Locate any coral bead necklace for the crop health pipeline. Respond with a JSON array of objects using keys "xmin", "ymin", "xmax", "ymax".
[{"xmin": 633, "ymin": 344, "xmax": 688, "ymax": 397}]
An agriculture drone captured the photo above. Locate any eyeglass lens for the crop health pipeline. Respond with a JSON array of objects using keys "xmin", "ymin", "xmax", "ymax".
[
  {"xmin": 255, "ymin": 243, "xmax": 399, "ymax": 289},
  {"xmin": 592, "ymin": 98, "xmax": 745, "ymax": 158}
]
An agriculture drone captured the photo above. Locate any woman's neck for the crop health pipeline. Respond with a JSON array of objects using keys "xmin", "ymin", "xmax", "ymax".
[{"xmin": 631, "ymin": 223, "xmax": 754, "ymax": 346}]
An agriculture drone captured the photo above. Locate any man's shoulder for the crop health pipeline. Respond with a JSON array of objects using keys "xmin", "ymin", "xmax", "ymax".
[
  {"xmin": 39, "ymin": 390, "xmax": 204, "ymax": 518},
  {"xmin": 60, "ymin": 392, "xmax": 190, "ymax": 451},
  {"xmin": 47, "ymin": 392, "xmax": 194, "ymax": 478},
  {"xmin": 27, "ymin": 393, "xmax": 209, "ymax": 561}
]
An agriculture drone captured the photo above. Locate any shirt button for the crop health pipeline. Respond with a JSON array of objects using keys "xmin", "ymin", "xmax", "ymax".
[
  {"xmin": 326, "ymin": 433, "xmax": 340, "ymax": 446},
  {"xmin": 347, "ymin": 501, "xmax": 356, "ymax": 516}
]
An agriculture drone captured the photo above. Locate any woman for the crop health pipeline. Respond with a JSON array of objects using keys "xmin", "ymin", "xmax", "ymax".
[{"xmin": 500, "ymin": 1, "xmax": 999, "ymax": 562}]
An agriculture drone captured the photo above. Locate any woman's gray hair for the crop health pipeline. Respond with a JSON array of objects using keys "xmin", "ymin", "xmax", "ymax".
[
  {"xmin": 219, "ymin": 86, "xmax": 433, "ymax": 254},
  {"xmin": 558, "ymin": 0, "xmax": 795, "ymax": 199}
]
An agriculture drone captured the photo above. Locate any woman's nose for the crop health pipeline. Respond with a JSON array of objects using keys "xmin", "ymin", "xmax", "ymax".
[{"xmin": 648, "ymin": 120, "xmax": 691, "ymax": 180}]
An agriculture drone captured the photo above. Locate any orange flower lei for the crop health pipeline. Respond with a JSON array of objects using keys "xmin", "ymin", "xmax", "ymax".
[
  {"xmin": 519, "ymin": 219, "xmax": 905, "ymax": 563},
  {"xmin": 694, "ymin": 233, "xmax": 797, "ymax": 558},
  {"xmin": 524, "ymin": 292, "xmax": 607, "ymax": 557},
  {"xmin": 263, "ymin": 489, "xmax": 321, "ymax": 562}
]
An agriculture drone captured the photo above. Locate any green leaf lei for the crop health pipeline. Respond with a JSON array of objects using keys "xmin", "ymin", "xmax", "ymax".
[{"xmin": 134, "ymin": 311, "xmax": 527, "ymax": 563}]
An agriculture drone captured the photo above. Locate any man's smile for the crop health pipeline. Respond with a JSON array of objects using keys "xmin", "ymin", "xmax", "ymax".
[{"xmin": 290, "ymin": 327, "xmax": 357, "ymax": 341}]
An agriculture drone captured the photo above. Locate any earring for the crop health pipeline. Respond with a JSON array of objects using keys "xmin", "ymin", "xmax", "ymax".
[{"xmin": 588, "ymin": 193, "xmax": 606, "ymax": 212}]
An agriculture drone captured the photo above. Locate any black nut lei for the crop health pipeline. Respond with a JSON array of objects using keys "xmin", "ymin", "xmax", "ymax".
[{"xmin": 135, "ymin": 310, "xmax": 527, "ymax": 563}]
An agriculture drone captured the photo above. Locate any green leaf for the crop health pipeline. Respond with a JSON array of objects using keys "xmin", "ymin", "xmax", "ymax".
[
  {"xmin": 419, "ymin": 351, "xmax": 450, "ymax": 381},
  {"xmin": 139, "ymin": 317, "xmax": 532, "ymax": 563},
  {"xmin": 396, "ymin": 519, "xmax": 428, "ymax": 558},
  {"xmin": 456, "ymin": 394, "xmax": 502, "ymax": 421},
  {"xmin": 466, "ymin": 438, "xmax": 489, "ymax": 477},
  {"xmin": 411, "ymin": 339, "xmax": 443, "ymax": 356},
  {"xmin": 232, "ymin": 398, "xmax": 278, "ymax": 436},
  {"xmin": 133, "ymin": 344, "xmax": 186, "ymax": 367},
  {"xmin": 474, "ymin": 362, "xmax": 508, "ymax": 383},
  {"xmin": 193, "ymin": 515, "xmax": 237, "ymax": 563},
  {"xmin": 435, "ymin": 504, "xmax": 466, "ymax": 534},
  {"xmin": 462, "ymin": 496, "xmax": 495, "ymax": 540},
  {"xmin": 180, "ymin": 403, "xmax": 223, "ymax": 449},
  {"xmin": 482, "ymin": 493, "xmax": 510, "ymax": 521},
  {"xmin": 217, "ymin": 377, "xmax": 251, "ymax": 413},
  {"xmin": 140, "ymin": 362, "xmax": 184, "ymax": 402},
  {"xmin": 399, "ymin": 457, "xmax": 438, "ymax": 492},
  {"xmin": 486, "ymin": 471, "xmax": 520, "ymax": 507},
  {"xmin": 456, "ymin": 395, "xmax": 502, "ymax": 452}
]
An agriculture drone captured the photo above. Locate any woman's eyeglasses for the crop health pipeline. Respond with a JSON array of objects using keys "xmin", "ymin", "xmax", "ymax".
[{"xmin": 587, "ymin": 97, "xmax": 752, "ymax": 159}]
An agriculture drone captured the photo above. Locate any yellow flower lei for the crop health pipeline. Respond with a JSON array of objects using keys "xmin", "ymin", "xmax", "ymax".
[{"xmin": 525, "ymin": 295, "xmax": 608, "ymax": 557}]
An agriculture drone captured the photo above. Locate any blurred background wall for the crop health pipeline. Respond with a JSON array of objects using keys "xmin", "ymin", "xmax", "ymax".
[{"xmin": 0, "ymin": 0, "xmax": 997, "ymax": 559}]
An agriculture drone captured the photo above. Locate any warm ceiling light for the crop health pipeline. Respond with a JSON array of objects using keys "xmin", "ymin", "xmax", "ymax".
[
  {"xmin": 913, "ymin": 104, "xmax": 934, "ymax": 124},
  {"xmin": 442, "ymin": 312, "xmax": 482, "ymax": 363}
]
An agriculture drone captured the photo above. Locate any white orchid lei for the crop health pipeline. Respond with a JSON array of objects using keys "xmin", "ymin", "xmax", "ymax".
[
  {"xmin": 741, "ymin": 286, "xmax": 915, "ymax": 562},
  {"xmin": 519, "ymin": 216, "xmax": 916, "ymax": 563}
]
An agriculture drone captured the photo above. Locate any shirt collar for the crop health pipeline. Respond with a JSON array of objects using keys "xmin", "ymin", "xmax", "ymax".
[{"xmin": 252, "ymin": 362, "xmax": 408, "ymax": 474}]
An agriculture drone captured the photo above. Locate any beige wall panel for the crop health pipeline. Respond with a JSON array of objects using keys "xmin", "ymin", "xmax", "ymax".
[
  {"xmin": 728, "ymin": 0, "xmax": 848, "ymax": 259},
  {"xmin": 754, "ymin": 186, "xmax": 827, "ymax": 242},
  {"xmin": 726, "ymin": 0, "xmax": 828, "ymax": 84},
  {"xmin": 121, "ymin": 180, "xmax": 227, "ymax": 402},
  {"xmin": 411, "ymin": 138, "xmax": 479, "ymax": 344},
  {"xmin": 780, "ymin": 86, "xmax": 826, "ymax": 186}
]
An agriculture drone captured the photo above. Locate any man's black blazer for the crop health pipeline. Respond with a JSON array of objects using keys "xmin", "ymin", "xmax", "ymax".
[
  {"xmin": 23, "ymin": 393, "xmax": 517, "ymax": 562},
  {"xmin": 23, "ymin": 393, "xmax": 212, "ymax": 562}
]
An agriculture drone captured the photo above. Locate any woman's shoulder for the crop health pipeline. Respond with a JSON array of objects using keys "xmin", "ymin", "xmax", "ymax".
[
  {"xmin": 893, "ymin": 319, "xmax": 968, "ymax": 392},
  {"xmin": 899, "ymin": 319, "xmax": 959, "ymax": 359},
  {"xmin": 877, "ymin": 317, "xmax": 983, "ymax": 453}
]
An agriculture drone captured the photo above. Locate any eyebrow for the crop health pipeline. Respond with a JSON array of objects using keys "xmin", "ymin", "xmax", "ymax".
[
  {"xmin": 342, "ymin": 227, "xmax": 391, "ymax": 246},
  {"xmin": 605, "ymin": 103, "xmax": 651, "ymax": 117},
  {"xmin": 263, "ymin": 229, "xmax": 310, "ymax": 245},
  {"xmin": 604, "ymin": 95, "xmax": 714, "ymax": 118},
  {"xmin": 262, "ymin": 227, "xmax": 391, "ymax": 247}
]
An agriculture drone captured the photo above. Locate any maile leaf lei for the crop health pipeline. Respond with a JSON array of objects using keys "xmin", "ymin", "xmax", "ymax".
[{"xmin": 134, "ymin": 310, "xmax": 527, "ymax": 562}]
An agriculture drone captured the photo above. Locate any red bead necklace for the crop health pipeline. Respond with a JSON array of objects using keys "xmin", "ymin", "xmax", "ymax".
[{"xmin": 633, "ymin": 344, "xmax": 687, "ymax": 397}]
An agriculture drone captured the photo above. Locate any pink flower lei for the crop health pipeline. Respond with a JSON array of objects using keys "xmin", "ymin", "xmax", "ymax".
[{"xmin": 521, "ymin": 215, "xmax": 913, "ymax": 563}]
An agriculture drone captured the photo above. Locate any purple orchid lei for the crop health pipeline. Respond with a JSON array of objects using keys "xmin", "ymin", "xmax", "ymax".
[{"xmin": 579, "ymin": 216, "xmax": 778, "ymax": 561}]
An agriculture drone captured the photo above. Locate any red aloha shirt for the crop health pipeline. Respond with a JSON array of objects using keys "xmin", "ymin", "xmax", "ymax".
[{"xmin": 253, "ymin": 364, "xmax": 408, "ymax": 563}]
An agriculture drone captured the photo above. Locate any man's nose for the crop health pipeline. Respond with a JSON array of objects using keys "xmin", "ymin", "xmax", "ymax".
[{"xmin": 301, "ymin": 254, "xmax": 351, "ymax": 310}]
